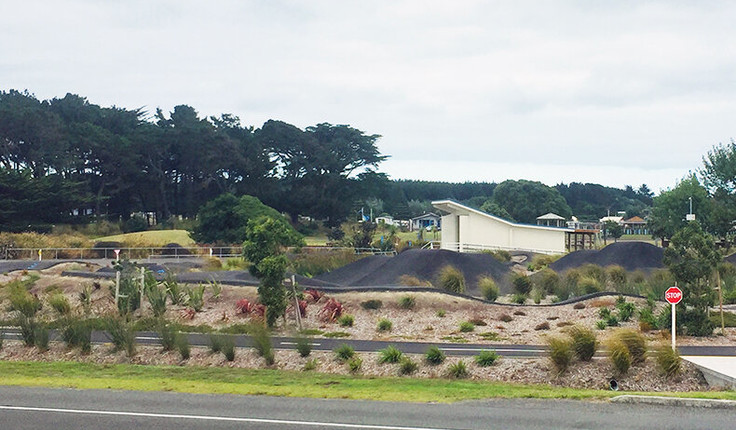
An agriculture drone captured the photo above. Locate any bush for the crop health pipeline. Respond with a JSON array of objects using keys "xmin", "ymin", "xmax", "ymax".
[
  {"xmin": 447, "ymin": 360, "xmax": 469, "ymax": 378},
  {"xmin": 9, "ymin": 285, "xmax": 42, "ymax": 318},
  {"xmin": 48, "ymin": 294, "xmax": 71, "ymax": 316},
  {"xmin": 606, "ymin": 315, "xmax": 620, "ymax": 327},
  {"xmin": 221, "ymin": 336, "xmax": 236, "ymax": 361},
  {"xmin": 606, "ymin": 265, "xmax": 628, "ymax": 291},
  {"xmin": 377, "ymin": 318, "xmax": 393, "ymax": 332},
  {"xmin": 360, "ymin": 299, "xmax": 383, "ymax": 310},
  {"xmin": 436, "ymin": 309, "xmax": 446, "ymax": 317},
  {"xmin": 617, "ymin": 302, "xmax": 635, "ymax": 322},
  {"xmin": 596, "ymin": 320, "xmax": 607, "ymax": 330},
  {"xmin": 655, "ymin": 345, "xmax": 681, "ymax": 378},
  {"xmin": 34, "ymin": 325, "xmax": 50, "ymax": 351},
  {"xmin": 318, "ymin": 298, "xmax": 344, "ymax": 323},
  {"xmin": 163, "ymin": 271, "xmax": 185, "ymax": 305},
  {"xmin": 608, "ymin": 339, "xmax": 631, "ymax": 375},
  {"xmin": 398, "ymin": 275, "xmax": 430, "ymax": 287},
  {"xmin": 398, "ymin": 295, "xmax": 416, "ymax": 310},
  {"xmin": 531, "ymin": 288, "xmax": 544, "ymax": 304},
  {"xmin": 534, "ymin": 268, "xmax": 561, "ymax": 295},
  {"xmin": 146, "ymin": 284, "xmax": 168, "ymax": 318},
  {"xmin": 646, "ymin": 269, "xmax": 675, "ymax": 298},
  {"xmin": 176, "ymin": 333, "xmax": 190, "ymax": 360},
  {"xmin": 425, "ymin": 346, "xmax": 446, "ymax": 365},
  {"xmin": 209, "ymin": 334, "xmax": 225, "ymax": 353},
  {"xmin": 296, "ymin": 336, "xmax": 311, "ymax": 357},
  {"xmin": 347, "ymin": 356, "xmax": 363, "ymax": 373},
  {"xmin": 577, "ymin": 276, "xmax": 601, "ymax": 295},
  {"xmin": 60, "ymin": 317, "xmax": 92, "ymax": 353},
  {"xmin": 438, "ymin": 265, "xmax": 465, "ymax": 293},
  {"xmin": 568, "ymin": 325, "xmax": 597, "ymax": 361},
  {"xmin": 487, "ymin": 249, "xmax": 512, "ymax": 262},
  {"xmin": 475, "ymin": 350, "xmax": 499, "ymax": 367},
  {"xmin": 459, "ymin": 321, "xmax": 475, "ymax": 332},
  {"xmin": 378, "ymin": 345, "xmax": 403, "ymax": 364},
  {"xmin": 338, "ymin": 314, "xmax": 355, "ymax": 327},
  {"xmin": 186, "ymin": 284, "xmax": 206, "ymax": 312},
  {"xmin": 511, "ymin": 294, "xmax": 527, "ymax": 304},
  {"xmin": 104, "ymin": 317, "xmax": 136, "ymax": 357},
  {"xmin": 478, "ymin": 276, "xmax": 499, "ymax": 301},
  {"xmin": 547, "ymin": 336, "xmax": 573, "ymax": 374},
  {"xmin": 158, "ymin": 321, "xmax": 177, "ymax": 352},
  {"xmin": 613, "ymin": 329, "xmax": 647, "ymax": 364},
  {"xmin": 598, "ymin": 307, "xmax": 611, "ymax": 319},
  {"xmin": 334, "ymin": 344, "xmax": 355, "ymax": 362},
  {"xmin": 17, "ymin": 314, "xmax": 37, "ymax": 347},
  {"xmin": 250, "ymin": 323, "xmax": 273, "ymax": 364},
  {"xmin": 511, "ymin": 273, "xmax": 533, "ymax": 295},
  {"xmin": 398, "ymin": 357, "xmax": 419, "ymax": 375},
  {"xmin": 303, "ymin": 358, "xmax": 318, "ymax": 371}
]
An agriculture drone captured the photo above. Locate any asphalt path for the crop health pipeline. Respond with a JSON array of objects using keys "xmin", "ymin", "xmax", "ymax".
[
  {"xmin": 2, "ymin": 328, "xmax": 734, "ymax": 358},
  {"xmin": 0, "ymin": 386, "xmax": 733, "ymax": 430}
]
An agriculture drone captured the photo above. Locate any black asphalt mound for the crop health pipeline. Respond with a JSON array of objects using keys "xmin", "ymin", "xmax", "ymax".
[
  {"xmin": 550, "ymin": 242, "xmax": 664, "ymax": 272},
  {"xmin": 314, "ymin": 249, "xmax": 512, "ymax": 295}
]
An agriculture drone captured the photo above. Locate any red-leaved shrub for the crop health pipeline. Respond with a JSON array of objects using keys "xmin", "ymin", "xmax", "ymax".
[{"xmin": 318, "ymin": 298, "xmax": 343, "ymax": 322}]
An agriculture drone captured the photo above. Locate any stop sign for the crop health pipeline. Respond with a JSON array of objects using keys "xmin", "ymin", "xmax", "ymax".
[{"xmin": 665, "ymin": 286, "xmax": 683, "ymax": 305}]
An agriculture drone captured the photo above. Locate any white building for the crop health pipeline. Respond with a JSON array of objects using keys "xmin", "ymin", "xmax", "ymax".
[
  {"xmin": 432, "ymin": 200, "xmax": 573, "ymax": 254},
  {"xmin": 410, "ymin": 213, "xmax": 441, "ymax": 231}
]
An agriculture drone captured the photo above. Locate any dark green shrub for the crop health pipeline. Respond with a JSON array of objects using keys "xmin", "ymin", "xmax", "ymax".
[
  {"xmin": 608, "ymin": 339, "xmax": 631, "ymax": 375},
  {"xmin": 459, "ymin": 321, "xmax": 475, "ymax": 332},
  {"xmin": 34, "ymin": 326, "xmax": 50, "ymax": 351},
  {"xmin": 475, "ymin": 350, "xmax": 499, "ymax": 367},
  {"xmin": 398, "ymin": 357, "xmax": 418, "ymax": 375},
  {"xmin": 596, "ymin": 320, "xmax": 607, "ymax": 330},
  {"xmin": 338, "ymin": 314, "xmax": 355, "ymax": 327},
  {"xmin": 61, "ymin": 317, "xmax": 92, "ymax": 353},
  {"xmin": 157, "ymin": 321, "xmax": 177, "ymax": 352},
  {"xmin": 568, "ymin": 325, "xmax": 597, "ymax": 361},
  {"xmin": 599, "ymin": 307, "xmax": 611, "ymax": 319},
  {"xmin": 104, "ymin": 317, "xmax": 136, "ymax": 357},
  {"xmin": 614, "ymin": 329, "xmax": 647, "ymax": 364},
  {"xmin": 511, "ymin": 273, "xmax": 533, "ymax": 295},
  {"xmin": 176, "ymin": 333, "xmax": 190, "ymax": 360},
  {"xmin": 512, "ymin": 294, "xmax": 527, "ymax": 304},
  {"xmin": 547, "ymin": 336, "xmax": 573, "ymax": 374},
  {"xmin": 360, "ymin": 299, "xmax": 383, "ymax": 310},
  {"xmin": 378, "ymin": 345, "xmax": 403, "ymax": 364},
  {"xmin": 221, "ymin": 336, "xmax": 236, "ymax": 361},
  {"xmin": 334, "ymin": 344, "xmax": 355, "ymax": 362},
  {"xmin": 655, "ymin": 345, "xmax": 681, "ymax": 378},
  {"xmin": 250, "ymin": 323, "xmax": 273, "ymax": 363},
  {"xmin": 425, "ymin": 346, "xmax": 446, "ymax": 365},
  {"xmin": 377, "ymin": 318, "xmax": 392, "ymax": 332},
  {"xmin": 478, "ymin": 276, "xmax": 499, "ymax": 301},
  {"xmin": 296, "ymin": 336, "xmax": 312, "ymax": 357},
  {"xmin": 448, "ymin": 360, "xmax": 469, "ymax": 378},
  {"xmin": 617, "ymin": 302, "xmax": 635, "ymax": 322},
  {"xmin": 347, "ymin": 356, "xmax": 362, "ymax": 373},
  {"xmin": 48, "ymin": 294, "xmax": 71, "ymax": 316},
  {"xmin": 209, "ymin": 334, "xmax": 224, "ymax": 353},
  {"xmin": 606, "ymin": 315, "xmax": 619, "ymax": 327},
  {"xmin": 398, "ymin": 295, "xmax": 416, "ymax": 310},
  {"xmin": 438, "ymin": 265, "xmax": 465, "ymax": 293}
]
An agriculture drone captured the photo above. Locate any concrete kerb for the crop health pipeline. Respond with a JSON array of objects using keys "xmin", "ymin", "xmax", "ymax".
[{"xmin": 611, "ymin": 395, "xmax": 736, "ymax": 409}]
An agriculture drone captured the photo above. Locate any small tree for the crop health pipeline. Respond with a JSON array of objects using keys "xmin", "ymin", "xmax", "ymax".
[
  {"xmin": 243, "ymin": 216, "xmax": 304, "ymax": 327},
  {"xmin": 663, "ymin": 221, "xmax": 720, "ymax": 336},
  {"xmin": 604, "ymin": 221, "xmax": 623, "ymax": 243}
]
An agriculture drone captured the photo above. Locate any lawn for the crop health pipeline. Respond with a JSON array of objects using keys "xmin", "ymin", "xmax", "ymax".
[
  {"xmin": 94, "ymin": 230, "xmax": 195, "ymax": 247},
  {"xmin": 0, "ymin": 361, "xmax": 734, "ymax": 403}
]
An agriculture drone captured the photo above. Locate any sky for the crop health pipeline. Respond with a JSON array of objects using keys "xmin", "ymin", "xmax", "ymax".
[{"xmin": 2, "ymin": 0, "xmax": 735, "ymax": 195}]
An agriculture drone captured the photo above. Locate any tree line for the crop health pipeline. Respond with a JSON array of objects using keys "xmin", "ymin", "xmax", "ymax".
[{"xmin": 1, "ymin": 89, "xmax": 656, "ymax": 233}]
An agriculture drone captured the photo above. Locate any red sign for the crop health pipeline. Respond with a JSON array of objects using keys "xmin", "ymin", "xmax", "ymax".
[{"xmin": 665, "ymin": 286, "xmax": 683, "ymax": 305}]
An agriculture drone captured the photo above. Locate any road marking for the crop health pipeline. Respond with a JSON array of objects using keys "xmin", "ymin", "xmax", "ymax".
[
  {"xmin": 439, "ymin": 347, "xmax": 538, "ymax": 353},
  {"xmin": 135, "ymin": 336, "xmax": 160, "ymax": 341},
  {"xmin": 279, "ymin": 341, "xmax": 322, "ymax": 346},
  {"xmin": 0, "ymin": 405, "xmax": 454, "ymax": 430}
]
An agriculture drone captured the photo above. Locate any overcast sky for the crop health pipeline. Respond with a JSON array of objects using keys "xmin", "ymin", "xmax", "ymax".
[{"xmin": 2, "ymin": 0, "xmax": 735, "ymax": 194}]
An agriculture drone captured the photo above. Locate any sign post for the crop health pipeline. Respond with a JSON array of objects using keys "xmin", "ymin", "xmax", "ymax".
[
  {"xmin": 114, "ymin": 249, "xmax": 121, "ymax": 261},
  {"xmin": 665, "ymin": 285, "xmax": 683, "ymax": 351}
]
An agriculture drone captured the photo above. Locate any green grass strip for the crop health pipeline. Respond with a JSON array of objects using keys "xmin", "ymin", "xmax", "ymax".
[{"xmin": 0, "ymin": 361, "xmax": 734, "ymax": 403}]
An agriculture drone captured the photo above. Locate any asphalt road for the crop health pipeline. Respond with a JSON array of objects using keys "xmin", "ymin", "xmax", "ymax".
[
  {"xmin": 0, "ymin": 386, "xmax": 733, "ymax": 430},
  {"xmin": 3, "ymin": 328, "xmax": 734, "ymax": 358}
]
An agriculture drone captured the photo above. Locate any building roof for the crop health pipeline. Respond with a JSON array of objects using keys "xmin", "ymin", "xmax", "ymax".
[
  {"xmin": 410, "ymin": 212, "xmax": 440, "ymax": 221},
  {"xmin": 431, "ymin": 200, "xmax": 574, "ymax": 232},
  {"xmin": 536, "ymin": 212, "xmax": 566, "ymax": 221},
  {"xmin": 624, "ymin": 216, "xmax": 646, "ymax": 223}
]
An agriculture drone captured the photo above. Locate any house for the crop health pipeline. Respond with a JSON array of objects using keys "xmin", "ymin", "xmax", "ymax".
[
  {"xmin": 410, "ymin": 213, "xmax": 441, "ymax": 231},
  {"xmin": 622, "ymin": 216, "xmax": 648, "ymax": 235},
  {"xmin": 536, "ymin": 213, "xmax": 567, "ymax": 228},
  {"xmin": 432, "ymin": 200, "xmax": 573, "ymax": 254}
]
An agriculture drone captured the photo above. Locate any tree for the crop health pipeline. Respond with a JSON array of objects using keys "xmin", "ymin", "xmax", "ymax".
[
  {"xmin": 649, "ymin": 174, "xmax": 711, "ymax": 241},
  {"xmin": 190, "ymin": 193, "xmax": 294, "ymax": 244},
  {"xmin": 492, "ymin": 180, "xmax": 572, "ymax": 224},
  {"xmin": 663, "ymin": 221, "xmax": 720, "ymax": 336},
  {"xmin": 604, "ymin": 220, "xmax": 623, "ymax": 243},
  {"xmin": 700, "ymin": 140, "xmax": 736, "ymax": 244},
  {"xmin": 479, "ymin": 200, "xmax": 514, "ymax": 221},
  {"xmin": 243, "ymin": 216, "xmax": 304, "ymax": 327}
]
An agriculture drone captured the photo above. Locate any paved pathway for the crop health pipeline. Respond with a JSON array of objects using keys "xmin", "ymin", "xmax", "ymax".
[{"xmin": 682, "ymin": 355, "xmax": 736, "ymax": 389}]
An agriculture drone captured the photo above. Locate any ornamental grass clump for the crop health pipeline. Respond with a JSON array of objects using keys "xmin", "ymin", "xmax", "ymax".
[
  {"xmin": 656, "ymin": 345, "xmax": 681, "ymax": 378},
  {"xmin": 176, "ymin": 333, "xmax": 190, "ymax": 360},
  {"xmin": 425, "ymin": 346, "xmax": 446, "ymax": 365},
  {"xmin": 296, "ymin": 336, "xmax": 312, "ymax": 357},
  {"xmin": 438, "ymin": 265, "xmax": 465, "ymax": 293},
  {"xmin": 475, "ymin": 350, "xmax": 499, "ymax": 367},
  {"xmin": 61, "ymin": 317, "xmax": 92, "ymax": 353},
  {"xmin": 377, "ymin": 318, "xmax": 393, "ymax": 332},
  {"xmin": 48, "ymin": 293, "xmax": 71, "ymax": 316},
  {"xmin": 459, "ymin": 321, "xmax": 475, "ymax": 332},
  {"xmin": 613, "ymin": 329, "xmax": 647, "ymax": 364},
  {"xmin": 251, "ymin": 323, "xmax": 274, "ymax": 365},
  {"xmin": 547, "ymin": 336, "xmax": 573, "ymax": 374},
  {"xmin": 448, "ymin": 360, "xmax": 469, "ymax": 378},
  {"xmin": 104, "ymin": 317, "xmax": 136, "ymax": 357},
  {"xmin": 398, "ymin": 357, "xmax": 419, "ymax": 375},
  {"xmin": 338, "ymin": 314, "xmax": 355, "ymax": 327},
  {"xmin": 378, "ymin": 345, "xmax": 403, "ymax": 364},
  {"xmin": 334, "ymin": 344, "xmax": 355, "ymax": 362},
  {"xmin": 567, "ymin": 325, "xmax": 597, "ymax": 361},
  {"xmin": 607, "ymin": 339, "xmax": 631, "ymax": 376},
  {"xmin": 157, "ymin": 321, "xmax": 177, "ymax": 352},
  {"xmin": 478, "ymin": 276, "xmax": 499, "ymax": 302},
  {"xmin": 398, "ymin": 295, "xmax": 416, "ymax": 310}
]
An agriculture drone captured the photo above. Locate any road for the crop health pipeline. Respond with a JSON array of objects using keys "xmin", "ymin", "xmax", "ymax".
[
  {"xmin": 0, "ymin": 386, "xmax": 733, "ymax": 430},
  {"xmin": 3, "ymin": 328, "xmax": 734, "ymax": 358}
]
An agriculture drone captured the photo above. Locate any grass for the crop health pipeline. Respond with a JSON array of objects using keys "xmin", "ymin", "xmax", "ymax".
[
  {"xmin": 0, "ymin": 361, "xmax": 734, "ymax": 403},
  {"xmin": 94, "ymin": 230, "xmax": 194, "ymax": 246}
]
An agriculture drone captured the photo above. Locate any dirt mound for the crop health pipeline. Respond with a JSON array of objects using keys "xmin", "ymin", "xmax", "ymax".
[
  {"xmin": 315, "ymin": 249, "xmax": 511, "ymax": 295},
  {"xmin": 550, "ymin": 242, "xmax": 664, "ymax": 272}
]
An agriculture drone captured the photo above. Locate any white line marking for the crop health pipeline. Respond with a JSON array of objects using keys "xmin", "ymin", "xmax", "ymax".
[
  {"xmin": 0, "ymin": 405, "xmax": 453, "ymax": 430},
  {"xmin": 134, "ymin": 336, "xmax": 160, "ymax": 341},
  {"xmin": 439, "ymin": 348, "xmax": 537, "ymax": 353},
  {"xmin": 279, "ymin": 342, "xmax": 321, "ymax": 346}
]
